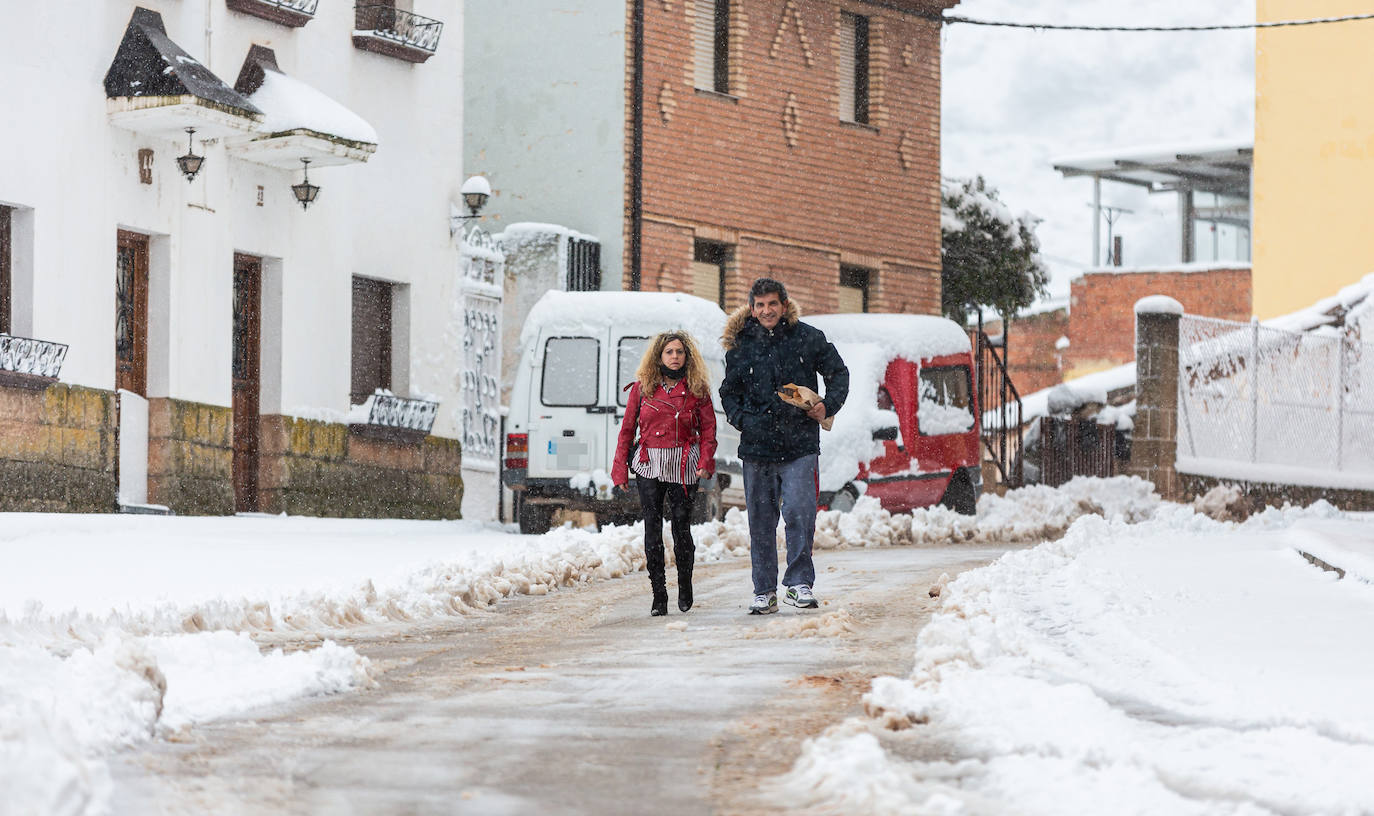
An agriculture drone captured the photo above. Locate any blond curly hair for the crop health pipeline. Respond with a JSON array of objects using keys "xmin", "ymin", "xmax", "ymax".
[{"xmin": 635, "ymin": 331, "xmax": 711, "ymax": 398}]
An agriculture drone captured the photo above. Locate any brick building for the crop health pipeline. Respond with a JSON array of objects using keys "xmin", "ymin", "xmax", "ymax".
[
  {"xmin": 466, "ymin": 0, "xmax": 957, "ymax": 315},
  {"xmin": 1065, "ymin": 264, "xmax": 1251, "ymax": 379}
]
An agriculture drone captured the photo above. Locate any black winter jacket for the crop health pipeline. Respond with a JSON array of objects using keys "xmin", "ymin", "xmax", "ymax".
[{"xmin": 719, "ymin": 302, "xmax": 849, "ymax": 463}]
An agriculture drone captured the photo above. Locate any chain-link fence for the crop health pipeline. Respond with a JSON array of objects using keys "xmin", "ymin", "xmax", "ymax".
[{"xmin": 1178, "ymin": 314, "xmax": 1374, "ymax": 475}]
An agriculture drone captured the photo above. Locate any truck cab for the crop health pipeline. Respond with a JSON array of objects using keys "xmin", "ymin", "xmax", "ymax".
[
  {"xmin": 503, "ymin": 291, "xmax": 741, "ymax": 534},
  {"xmin": 805, "ymin": 314, "xmax": 982, "ymax": 515}
]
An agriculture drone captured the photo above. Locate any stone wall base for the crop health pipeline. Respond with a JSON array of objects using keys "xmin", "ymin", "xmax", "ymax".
[
  {"xmin": 147, "ymin": 397, "xmax": 235, "ymax": 515},
  {"xmin": 258, "ymin": 416, "xmax": 464, "ymax": 519},
  {"xmin": 1179, "ymin": 471, "xmax": 1374, "ymax": 513},
  {"xmin": 0, "ymin": 383, "xmax": 117, "ymax": 512}
]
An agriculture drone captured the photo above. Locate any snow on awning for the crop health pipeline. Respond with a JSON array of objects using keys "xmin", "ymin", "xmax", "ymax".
[
  {"xmin": 226, "ymin": 45, "xmax": 378, "ymax": 168},
  {"xmin": 104, "ymin": 7, "xmax": 264, "ymax": 139}
]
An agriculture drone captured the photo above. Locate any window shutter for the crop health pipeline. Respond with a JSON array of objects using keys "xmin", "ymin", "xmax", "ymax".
[
  {"xmin": 693, "ymin": 2, "xmax": 716, "ymax": 90},
  {"xmin": 691, "ymin": 261, "xmax": 722, "ymax": 306},
  {"xmin": 838, "ymin": 14, "xmax": 856, "ymax": 121},
  {"xmin": 837, "ymin": 286, "xmax": 864, "ymax": 314}
]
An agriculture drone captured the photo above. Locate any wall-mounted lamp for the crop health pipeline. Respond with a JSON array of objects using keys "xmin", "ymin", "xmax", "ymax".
[
  {"xmin": 450, "ymin": 175, "xmax": 493, "ymax": 236},
  {"xmin": 291, "ymin": 158, "xmax": 319, "ymax": 210},
  {"xmin": 176, "ymin": 127, "xmax": 204, "ymax": 182}
]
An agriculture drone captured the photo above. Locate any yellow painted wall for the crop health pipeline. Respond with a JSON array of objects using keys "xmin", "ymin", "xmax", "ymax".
[{"xmin": 1254, "ymin": 0, "xmax": 1374, "ymax": 318}]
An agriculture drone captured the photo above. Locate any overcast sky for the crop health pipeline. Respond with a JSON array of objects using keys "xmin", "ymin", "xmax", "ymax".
[{"xmin": 940, "ymin": 0, "xmax": 1256, "ymax": 301}]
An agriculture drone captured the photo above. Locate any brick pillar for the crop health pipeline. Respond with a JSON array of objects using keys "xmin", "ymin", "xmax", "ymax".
[{"xmin": 1130, "ymin": 297, "xmax": 1183, "ymax": 500}]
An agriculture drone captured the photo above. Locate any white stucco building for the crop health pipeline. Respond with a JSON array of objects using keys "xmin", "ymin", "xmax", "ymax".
[{"xmin": 0, "ymin": 1, "xmax": 477, "ymax": 518}]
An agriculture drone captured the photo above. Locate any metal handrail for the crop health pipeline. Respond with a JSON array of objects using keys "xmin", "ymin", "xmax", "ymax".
[
  {"xmin": 0, "ymin": 334, "xmax": 68, "ymax": 379},
  {"xmin": 975, "ymin": 329, "xmax": 1024, "ymax": 488},
  {"xmin": 354, "ymin": 5, "xmax": 444, "ymax": 52}
]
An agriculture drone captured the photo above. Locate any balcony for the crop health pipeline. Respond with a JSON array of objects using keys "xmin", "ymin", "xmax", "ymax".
[
  {"xmin": 0, "ymin": 334, "xmax": 68, "ymax": 390},
  {"xmin": 349, "ymin": 392, "xmax": 439, "ymax": 444},
  {"xmin": 225, "ymin": 0, "xmax": 319, "ymax": 27},
  {"xmin": 353, "ymin": 5, "xmax": 443, "ymax": 64}
]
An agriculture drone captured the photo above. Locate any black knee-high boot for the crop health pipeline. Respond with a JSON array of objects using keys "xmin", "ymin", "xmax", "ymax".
[
  {"xmin": 675, "ymin": 543, "xmax": 694, "ymax": 612},
  {"xmin": 646, "ymin": 542, "xmax": 668, "ymax": 616}
]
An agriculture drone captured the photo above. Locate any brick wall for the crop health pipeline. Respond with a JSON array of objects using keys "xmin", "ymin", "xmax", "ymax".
[
  {"xmin": 631, "ymin": 0, "xmax": 951, "ymax": 314},
  {"xmin": 258, "ymin": 416, "xmax": 464, "ymax": 519},
  {"xmin": 983, "ymin": 307, "xmax": 1070, "ymax": 397},
  {"xmin": 0, "ymin": 383, "xmax": 116, "ymax": 512},
  {"xmin": 1065, "ymin": 266, "xmax": 1251, "ymax": 379}
]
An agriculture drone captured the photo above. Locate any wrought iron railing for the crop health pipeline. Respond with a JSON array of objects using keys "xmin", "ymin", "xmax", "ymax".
[
  {"xmin": 366, "ymin": 393, "xmax": 439, "ymax": 434},
  {"xmin": 249, "ymin": 0, "xmax": 318, "ymax": 14},
  {"xmin": 354, "ymin": 5, "xmax": 443, "ymax": 53},
  {"xmin": 226, "ymin": 0, "xmax": 318, "ymax": 25},
  {"xmin": 975, "ymin": 329, "xmax": 1024, "ymax": 488},
  {"xmin": 0, "ymin": 334, "xmax": 68, "ymax": 380}
]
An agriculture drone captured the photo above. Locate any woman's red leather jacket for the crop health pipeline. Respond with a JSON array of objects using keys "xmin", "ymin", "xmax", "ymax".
[{"xmin": 611, "ymin": 379, "xmax": 718, "ymax": 486}]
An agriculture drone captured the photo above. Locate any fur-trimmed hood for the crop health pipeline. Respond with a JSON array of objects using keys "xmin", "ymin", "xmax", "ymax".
[{"xmin": 721, "ymin": 299, "xmax": 802, "ymax": 350}]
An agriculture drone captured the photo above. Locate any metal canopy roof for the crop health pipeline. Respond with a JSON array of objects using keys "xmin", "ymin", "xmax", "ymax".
[{"xmin": 1052, "ymin": 141, "xmax": 1252, "ymax": 196}]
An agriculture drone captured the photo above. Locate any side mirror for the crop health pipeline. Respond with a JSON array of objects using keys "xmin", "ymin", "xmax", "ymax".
[{"xmin": 872, "ymin": 426, "xmax": 899, "ymax": 441}]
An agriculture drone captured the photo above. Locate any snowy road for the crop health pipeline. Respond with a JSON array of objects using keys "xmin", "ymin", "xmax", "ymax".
[{"xmin": 106, "ymin": 544, "xmax": 1010, "ymax": 815}]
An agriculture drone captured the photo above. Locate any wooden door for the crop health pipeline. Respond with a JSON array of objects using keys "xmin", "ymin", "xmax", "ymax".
[
  {"xmin": 232, "ymin": 254, "xmax": 262, "ymax": 513},
  {"xmin": 115, "ymin": 231, "xmax": 149, "ymax": 395},
  {"xmin": 350, "ymin": 277, "xmax": 392, "ymax": 404},
  {"xmin": 1, "ymin": 206, "xmax": 12, "ymax": 334}
]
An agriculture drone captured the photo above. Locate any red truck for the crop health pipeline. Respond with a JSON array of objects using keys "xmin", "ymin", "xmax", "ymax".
[{"xmin": 804, "ymin": 314, "xmax": 982, "ymax": 515}]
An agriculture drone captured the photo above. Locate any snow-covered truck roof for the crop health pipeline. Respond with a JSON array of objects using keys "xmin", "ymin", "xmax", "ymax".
[
  {"xmin": 519, "ymin": 291, "xmax": 728, "ymax": 355},
  {"xmin": 804, "ymin": 313, "xmax": 972, "ymax": 361}
]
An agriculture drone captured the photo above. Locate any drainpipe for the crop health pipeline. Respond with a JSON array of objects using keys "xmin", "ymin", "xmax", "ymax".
[{"xmin": 629, "ymin": 0, "xmax": 644, "ymax": 290}]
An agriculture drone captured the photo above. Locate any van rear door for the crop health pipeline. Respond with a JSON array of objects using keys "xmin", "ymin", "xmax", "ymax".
[
  {"xmin": 528, "ymin": 333, "xmax": 603, "ymax": 480},
  {"xmin": 613, "ymin": 334, "xmax": 652, "ymax": 471}
]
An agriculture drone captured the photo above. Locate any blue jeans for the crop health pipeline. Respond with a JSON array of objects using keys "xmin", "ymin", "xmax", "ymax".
[{"xmin": 742, "ymin": 454, "xmax": 818, "ymax": 595}]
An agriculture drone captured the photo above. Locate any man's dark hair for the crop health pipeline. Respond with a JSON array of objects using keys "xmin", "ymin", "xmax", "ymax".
[{"xmin": 748, "ymin": 277, "xmax": 788, "ymax": 306}]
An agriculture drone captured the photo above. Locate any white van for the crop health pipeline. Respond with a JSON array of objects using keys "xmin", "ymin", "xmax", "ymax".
[{"xmin": 503, "ymin": 291, "xmax": 742, "ymax": 534}]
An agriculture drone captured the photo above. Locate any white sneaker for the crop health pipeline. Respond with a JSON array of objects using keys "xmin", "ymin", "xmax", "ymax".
[
  {"xmin": 748, "ymin": 592, "xmax": 778, "ymax": 615},
  {"xmin": 784, "ymin": 585, "xmax": 818, "ymax": 609}
]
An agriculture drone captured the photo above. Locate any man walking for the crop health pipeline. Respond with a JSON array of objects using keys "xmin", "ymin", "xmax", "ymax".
[{"xmin": 720, "ymin": 278, "xmax": 849, "ymax": 614}]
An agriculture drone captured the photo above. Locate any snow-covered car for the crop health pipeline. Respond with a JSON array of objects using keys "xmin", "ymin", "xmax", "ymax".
[
  {"xmin": 805, "ymin": 314, "xmax": 982, "ymax": 514},
  {"xmin": 503, "ymin": 291, "xmax": 741, "ymax": 534}
]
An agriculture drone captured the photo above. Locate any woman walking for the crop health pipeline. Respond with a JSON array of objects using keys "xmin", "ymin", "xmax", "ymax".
[{"xmin": 611, "ymin": 332, "xmax": 718, "ymax": 616}]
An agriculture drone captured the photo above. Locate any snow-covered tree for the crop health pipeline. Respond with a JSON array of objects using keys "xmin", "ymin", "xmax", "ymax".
[{"xmin": 941, "ymin": 177, "xmax": 1049, "ymax": 323}]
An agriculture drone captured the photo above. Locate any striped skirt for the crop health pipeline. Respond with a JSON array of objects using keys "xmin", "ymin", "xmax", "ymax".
[{"xmin": 631, "ymin": 444, "xmax": 701, "ymax": 484}]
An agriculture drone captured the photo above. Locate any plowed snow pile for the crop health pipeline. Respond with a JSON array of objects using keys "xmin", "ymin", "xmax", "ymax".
[{"xmin": 773, "ymin": 501, "xmax": 1374, "ymax": 815}]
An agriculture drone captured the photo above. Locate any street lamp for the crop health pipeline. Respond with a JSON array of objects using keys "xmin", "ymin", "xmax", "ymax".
[
  {"xmin": 451, "ymin": 175, "xmax": 492, "ymax": 236},
  {"xmin": 291, "ymin": 158, "xmax": 319, "ymax": 210},
  {"xmin": 176, "ymin": 128, "xmax": 204, "ymax": 182}
]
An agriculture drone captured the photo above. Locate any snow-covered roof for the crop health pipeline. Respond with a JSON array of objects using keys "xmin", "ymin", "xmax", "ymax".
[
  {"xmin": 1076, "ymin": 261, "xmax": 1251, "ymax": 278},
  {"xmin": 805, "ymin": 314, "xmax": 971, "ymax": 362},
  {"xmin": 235, "ymin": 46, "xmax": 376, "ymax": 145},
  {"xmin": 519, "ymin": 291, "xmax": 727, "ymax": 354},
  {"xmin": 1264, "ymin": 272, "xmax": 1374, "ymax": 334},
  {"xmin": 248, "ymin": 69, "xmax": 377, "ymax": 144},
  {"xmin": 1052, "ymin": 138, "xmax": 1252, "ymax": 195},
  {"xmin": 104, "ymin": 8, "xmax": 261, "ymax": 118},
  {"xmin": 1020, "ymin": 362, "xmax": 1137, "ymax": 424}
]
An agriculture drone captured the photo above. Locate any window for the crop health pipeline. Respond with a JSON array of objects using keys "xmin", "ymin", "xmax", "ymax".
[
  {"xmin": 838, "ymin": 12, "xmax": 870, "ymax": 124},
  {"xmin": 567, "ymin": 237, "xmax": 601, "ymax": 291},
  {"xmin": 351, "ymin": 276, "xmax": 393, "ymax": 404},
  {"xmin": 694, "ymin": 0, "xmax": 730, "ymax": 94},
  {"xmin": 541, "ymin": 337, "xmax": 600, "ymax": 406},
  {"xmin": 692, "ymin": 239, "xmax": 730, "ymax": 308},
  {"xmin": 918, "ymin": 365, "xmax": 975, "ymax": 436},
  {"xmin": 0, "ymin": 206, "xmax": 10, "ymax": 334},
  {"xmin": 838, "ymin": 265, "xmax": 870, "ymax": 313},
  {"xmin": 617, "ymin": 336, "xmax": 650, "ymax": 405}
]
